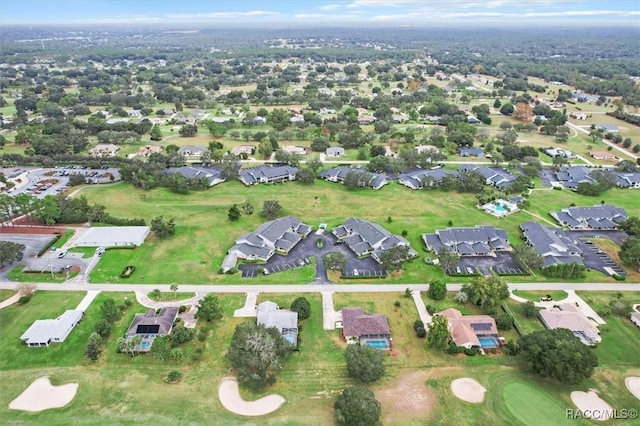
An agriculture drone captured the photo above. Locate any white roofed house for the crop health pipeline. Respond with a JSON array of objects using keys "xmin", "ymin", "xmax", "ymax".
[
  {"xmin": 90, "ymin": 143, "xmax": 120, "ymax": 158},
  {"xmin": 539, "ymin": 304, "xmax": 601, "ymax": 346},
  {"xmin": 325, "ymin": 147, "xmax": 345, "ymax": 157},
  {"xmin": 21, "ymin": 310, "xmax": 83, "ymax": 347}
]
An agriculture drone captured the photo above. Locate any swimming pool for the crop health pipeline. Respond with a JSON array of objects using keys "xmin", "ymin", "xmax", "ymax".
[
  {"xmin": 364, "ymin": 339, "xmax": 390, "ymax": 350},
  {"xmin": 139, "ymin": 340, "xmax": 151, "ymax": 350},
  {"xmin": 483, "ymin": 199, "xmax": 517, "ymax": 217},
  {"xmin": 478, "ymin": 337, "xmax": 499, "ymax": 348}
]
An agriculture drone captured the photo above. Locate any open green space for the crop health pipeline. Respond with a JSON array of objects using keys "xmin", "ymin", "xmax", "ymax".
[
  {"xmin": 147, "ymin": 291, "xmax": 195, "ymax": 302},
  {"xmin": 7, "ymin": 265, "xmax": 72, "ymax": 283},
  {"xmin": 512, "ymin": 289, "xmax": 569, "ymax": 302},
  {"xmin": 502, "ymin": 380, "xmax": 575, "ymax": 425}
]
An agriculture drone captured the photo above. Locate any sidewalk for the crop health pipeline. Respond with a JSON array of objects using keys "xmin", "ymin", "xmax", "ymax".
[
  {"xmin": 412, "ymin": 290, "xmax": 432, "ymax": 325},
  {"xmin": 234, "ymin": 292, "xmax": 259, "ymax": 317},
  {"xmin": 0, "ymin": 291, "xmax": 20, "ymax": 310}
]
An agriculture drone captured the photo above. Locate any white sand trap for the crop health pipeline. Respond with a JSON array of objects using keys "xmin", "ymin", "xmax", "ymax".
[
  {"xmin": 218, "ymin": 376, "xmax": 285, "ymax": 416},
  {"xmin": 450, "ymin": 378, "xmax": 486, "ymax": 403},
  {"xmin": 9, "ymin": 376, "xmax": 78, "ymax": 412},
  {"xmin": 570, "ymin": 390, "xmax": 613, "ymax": 421},
  {"xmin": 625, "ymin": 377, "xmax": 640, "ymax": 401}
]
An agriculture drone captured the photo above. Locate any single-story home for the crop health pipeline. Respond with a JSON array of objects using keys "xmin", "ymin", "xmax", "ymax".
[
  {"xmin": 178, "ymin": 145, "xmax": 209, "ymax": 163},
  {"xmin": 341, "ymin": 307, "xmax": 391, "ymax": 350},
  {"xmin": 538, "ymin": 303, "xmax": 601, "ymax": 345},
  {"xmin": 422, "ymin": 225, "xmax": 511, "ymax": 257},
  {"xmin": 282, "ymin": 145, "xmax": 307, "ymax": 155},
  {"xmin": 588, "ymin": 151, "xmax": 619, "ymax": 161},
  {"xmin": 90, "ymin": 143, "xmax": 120, "ymax": 158},
  {"xmin": 231, "ymin": 145, "xmax": 255, "ymax": 156},
  {"xmin": 549, "ymin": 204, "xmax": 628, "ymax": 230},
  {"xmin": 459, "ymin": 147, "xmax": 485, "ymax": 157},
  {"xmin": 165, "ymin": 165, "xmax": 225, "ymax": 187},
  {"xmin": 595, "ymin": 124, "xmax": 619, "ymax": 133},
  {"xmin": 20, "ymin": 310, "xmax": 83, "ymax": 347},
  {"xmin": 520, "ymin": 221, "xmax": 583, "ymax": 267},
  {"xmin": 325, "ymin": 147, "xmax": 345, "ymax": 157},
  {"xmin": 138, "ymin": 145, "xmax": 162, "ymax": 156},
  {"xmin": 256, "ymin": 301, "xmax": 298, "ymax": 348},
  {"xmin": 320, "ymin": 166, "xmax": 387, "ymax": 190},
  {"xmin": 124, "ymin": 307, "xmax": 180, "ymax": 352},
  {"xmin": 239, "ymin": 165, "xmax": 298, "ymax": 185},
  {"xmin": 440, "ymin": 308, "xmax": 501, "ymax": 349}
]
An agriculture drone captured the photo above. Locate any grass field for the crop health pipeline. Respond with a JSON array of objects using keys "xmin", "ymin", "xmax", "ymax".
[
  {"xmin": 72, "ymin": 177, "xmax": 640, "ymax": 285},
  {"xmin": 512, "ymin": 289, "xmax": 569, "ymax": 302}
]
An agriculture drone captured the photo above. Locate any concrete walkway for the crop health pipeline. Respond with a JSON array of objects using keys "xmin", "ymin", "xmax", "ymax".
[
  {"xmin": 412, "ymin": 290, "xmax": 432, "ymax": 325},
  {"xmin": 135, "ymin": 291, "xmax": 206, "ymax": 328},
  {"xmin": 509, "ymin": 289, "xmax": 605, "ymax": 325},
  {"xmin": 0, "ymin": 291, "xmax": 20, "ymax": 310},
  {"xmin": 75, "ymin": 290, "xmax": 101, "ymax": 312},
  {"xmin": 233, "ymin": 292, "xmax": 259, "ymax": 317},
  {"xmin": 322, "ymin": 291, "xmax": 342, "ymax": 330}
]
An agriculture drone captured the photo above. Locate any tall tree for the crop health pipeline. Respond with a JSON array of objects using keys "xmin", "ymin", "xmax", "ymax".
[
  {"xmin": 427, "ymin": 280, "xmax": 447, "ymax": 301},
  {"xmin": 426, "ymin": 314, "xmax": 450, "ymax": 350},
  {"xmin": 334, "ymin": 386, "xmax": 381, "ymax": 426},
  {"xmin": 0, "ymin": 241, "xmax": 25, "ymax": 267},
  {"xmin": 261, "ymin": 200, "xmax": 282, "ymax": 220},
  {"xmin": 461, "ymin": 276, "xmax": 509, "ymax": 314},
  {"xmin": 344, "ymin": 344, "xmax": 386, "ymax": 383},
  {"xmin": 196, "ymin": 294, "xmax": 223, "ymax": 322},
  {"xmin": 519, "ymin": 328, "xmax": 598, "ymax": 384},
  {"xmin": 290, "ymin": 297, "xmax": 311, "ymax": 320}
]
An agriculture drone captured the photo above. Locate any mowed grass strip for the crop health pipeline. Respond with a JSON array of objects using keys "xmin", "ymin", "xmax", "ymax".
[{"xmin": 502, "ymin": 381, "xmax": 578, "ymax": 426}]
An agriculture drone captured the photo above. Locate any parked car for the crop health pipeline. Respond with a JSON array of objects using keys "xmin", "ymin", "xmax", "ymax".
[
  {"xmin": 96, "ymin": 247, "xmax": 105, "ymax": 257},
  {"xmin": 57, "ymin": 250, "xmax": 68, "ymax": 258}
]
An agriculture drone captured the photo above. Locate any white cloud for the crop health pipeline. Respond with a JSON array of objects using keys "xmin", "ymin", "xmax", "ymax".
[
  {"xmin": 346, "ymin": 0, "xmax": 422, "ymax": 8},
  {"xmin": 294, "ymin": 13, "xmax": 359, "ymax": 20},
  {"xmin": 318, "ymin": 4, "xmax": 342, "ymax": 11}
]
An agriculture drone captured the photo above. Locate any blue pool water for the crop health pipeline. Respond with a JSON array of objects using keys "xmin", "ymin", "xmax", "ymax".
[
  {"xmin": 140, "ymin": 341, "xmax": 151, "ymax": 349},
  {"xmin": 364, "ymin": 340, "xmax": 390, "ymax": 350},
  {"xmin": 493, "ymin": 204, "xmax": 506, "ymax": 212},
  {"xmin": 478, "ymin": 337, "xmax": 499, "ymax": 348}
]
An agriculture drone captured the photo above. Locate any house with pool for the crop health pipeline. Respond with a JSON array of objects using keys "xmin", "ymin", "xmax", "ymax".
[
  {"xmin": 440, "ymin": 308, "xmax": 503, "ymax": 349},
  {"xmin": 124, "ymin": 307, "xmax": 179, "ymax": 352},
  {"xmin": 340, "ymin": 307, "xmax": 391, "ymax": 350}
]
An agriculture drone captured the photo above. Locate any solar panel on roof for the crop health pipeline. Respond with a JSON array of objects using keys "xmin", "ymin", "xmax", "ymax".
[
  {"xmin": 137, "ymin": 324, "xmax": 160, "ymax": 334},
  {"xmin": 471, "ymin": 323, "xmax": 492, "ymax": 331}
]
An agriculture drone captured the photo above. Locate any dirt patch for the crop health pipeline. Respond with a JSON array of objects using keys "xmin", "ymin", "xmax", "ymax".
[
  {"xmin": 625, "ymin": 377, "xmax": 640, "ymax": 401},
  {"xmin": 375, "ymin": 370, "xmax": 435, "ymax": 423},
  {"xmin": 450, "ymin": 378, "xmax": 486, "ymax": 403},
  {"xmin": 570, "ymin": 390, "xmax": 613, "ymax": 421}
]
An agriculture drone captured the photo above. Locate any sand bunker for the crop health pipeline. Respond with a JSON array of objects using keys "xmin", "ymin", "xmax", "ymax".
[
  {"xmin": 625, "ymin": 377, "xmax": 640, "ymax": 401},
  {"xmin": 450, "ymin": 378, "xmax": 486, "ymax": 403},
  {"xmin": 9, "ymin": 376, "xmax": 78, "ymax": 412},
  {"xmin": 570, "ymin": 390, "xmax": 613, "ymax": 421},
  {"xmin": 218, "ymin": 376, "xmax": 285, "ymax": 416}
]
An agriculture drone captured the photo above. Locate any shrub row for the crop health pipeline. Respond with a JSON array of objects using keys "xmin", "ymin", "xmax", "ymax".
[{"xmin": 37, "ymin": 233, "xmax": 62, "ymax": 257}]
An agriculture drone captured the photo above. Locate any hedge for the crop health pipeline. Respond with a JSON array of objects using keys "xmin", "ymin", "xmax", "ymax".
[{"xmin": 37, "ymin": 233, "xmax": 62, "ymax": 257}]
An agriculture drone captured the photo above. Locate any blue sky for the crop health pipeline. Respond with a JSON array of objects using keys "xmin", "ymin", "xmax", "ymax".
[{"xmin": 1, "ymin": 0, "xmax": 638, "ymax": 26}]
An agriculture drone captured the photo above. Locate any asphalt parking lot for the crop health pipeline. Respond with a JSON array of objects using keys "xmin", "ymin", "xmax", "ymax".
[
  {"xmin": 0, "ymin": 233, "xmax": 90, "ymax": 278},
  {"xmin": 3, "ymin": 166, "xmax": 121, "ymax": 199},
  {"xmin": 454, "ymin": 252, "xmax": 526, "ymax": 276}
]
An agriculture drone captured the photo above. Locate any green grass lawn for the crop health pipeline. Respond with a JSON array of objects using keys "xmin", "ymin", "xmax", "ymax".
[
  {"xmin": 147, "ymin": 291, "xmax": 195, "ymax": 302},
  {"xmin": 512, "ymin": 289, "xmax": 569, "ymax": 302},
  {"xmin": 501, "ymin": 380, "xmax": 579, "ymax": 425},
  {"xmin": 7, "ymin": 265, "xmax": 71, "ymax": 283}
]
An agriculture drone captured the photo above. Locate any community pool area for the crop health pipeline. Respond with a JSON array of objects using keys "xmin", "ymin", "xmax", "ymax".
[
  {"xmin": 364, "ymin": 339, "xmax": 390, "ymax": 350},
  {"xmin": 482, "ymin": 199, "xmax": 518, "ymax": 217},
  {"xmin": 478, "ymin": 336, "xmax": 500, "ymax": 348}
]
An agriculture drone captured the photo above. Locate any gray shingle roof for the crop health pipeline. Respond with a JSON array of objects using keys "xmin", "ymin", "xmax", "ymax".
[
  {"xmin": 126, "ymin": 307, "xmax": 179, "ymax": 337},
  {"xmin": 550, "ymin": 204, "xmax": 628, "ymax": 229},
  {"xmin": 520, "ymin": 221, "xmax": 583, "ymax": 266},
  {"xmin": 228, "ymin": 216, "xmax": 311, "ymax": 261},
  {"xmin": 342, "ymin": 308, "xmax": 390, "ymax": 338},
  {"xmin": 239, "ymin": 165, "xmax": 298, "ymax": 185},
  {"xmin": 422, "ymin": 226, "xmax": 511, "ymax": 256}
]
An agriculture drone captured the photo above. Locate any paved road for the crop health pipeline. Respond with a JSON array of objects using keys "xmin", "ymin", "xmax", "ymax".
[{"xmin": 1, "ymin": 281, "xmax": 639, "ymax": 293}]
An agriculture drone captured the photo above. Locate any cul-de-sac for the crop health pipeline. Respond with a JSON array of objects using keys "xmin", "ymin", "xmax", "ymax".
[{"xmin": 0, "ymin": 4, "xmax": 639, "ymax": 425}]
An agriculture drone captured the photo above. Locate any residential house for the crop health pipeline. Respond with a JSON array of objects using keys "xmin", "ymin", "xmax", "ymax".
[
  {"xmin": 325, "ymin": 147, "xmax": 345, "ymax": 157},
  {"xmin": 466, "ymin": 116, "xmax": 481, "ymax": 124},
  {"xmin": 227, "ymin": 215, "xmax": 312, "ymax": 263},
  {"xmin": 124, "ymin": 307, "xmax": 179, "ymax": 352},
  {"xmin": 544, "ymin": 148, "xmax": 575, "ymax": 159},
  {"xmin": 414, "ymin": 144, "xmax": 440, "ymax": 154},
  {"xmin": 282, "ymin": 145, "xmax": 307, "ymax": 155},
  {"xmin": 341, "ymin": 307, "xmax": 391, "ymax": 349},
  {"xmin": 357, "ymin": 116, "xmax": 375, "ymax": 125},
  {"xmin": 320, "ymin": 166, "xmax": 388, "ymax": 190},
  {"xmin": 459, "ymin": 164, "xmax": 517, "ymax": 189},
  {"xmin": 588, "ymin": 151, "xmax": 619, "ymax": 161},
  {"xmin": 231, "ymin": 145, "xmax": 255, "ymax": 156},
  {"xmin": 138, "ymin": 145, "xmax": 162, "ymax": 156},
  {"xmin": 332, "ymin": 217, "xmax": 417, "ymax": 263},
  {"xmin": 257, "ymin": 301, "xmax": 298, "ymax": 348},
  {"xmin": 177, "ymin": 145, "xmax": 209, "ymax": 164},
  {"xmin": 440, "ymin": 308, "xmax": 501, "ymax": 349},
  {"xmin": 554, "ymin": 165, "xmax": 595, "ymax": 189},
  {"xmin": 520, "ymin": 221, "xmax": 583, "ymax": 267},
  {"xmin": 319, "ymin": 107, "xmax": 336, "ymax": 115},
  {"xmin": 20, "ymin": 310, "xmax": 83, "ymax": 347},
  {"xmin": 253, "ymin": 116, "xmax": 267, "ymax": 125},
  {"xmin": 422, "ymin": 226, "xmax": 511, "ymax": 257},
  {"xmin": 165, "ymin": 165, "xmax": 225, "ymax": 186},
  {"xmin": 549, "ymin": 204, "xmax": 628, "ymax": 230},
  {"xmin": 290, "ymin": 115, "xmax": 305, "ymax": 124},
  {"xmin": 459, "ymin": 147, "xmax": 485, "ymax": 157},
  {"xmin": 615, "ymin": 173, "xmax": 640, "ymax": 189},
  {"xmin": 398, "ymin": 167, "xmax": 458, "ymax": 190},
  {"xmin": 89, "ymin": 143, "xmax": 120, "ymax": 157},
  {"xmin": 539, "ymin": 304, "xmax": 601, "ymax": 345},
  {"xmin": 239, "ymin": 165, "xmax": 298, "ymax": 185},
  {"xmin": 595, "ymin": 124, "xmax": 619, "ymax": 133},
  {"xmin": 533, "ymin": 115, "xmax": 548, "ymax": 123}
]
